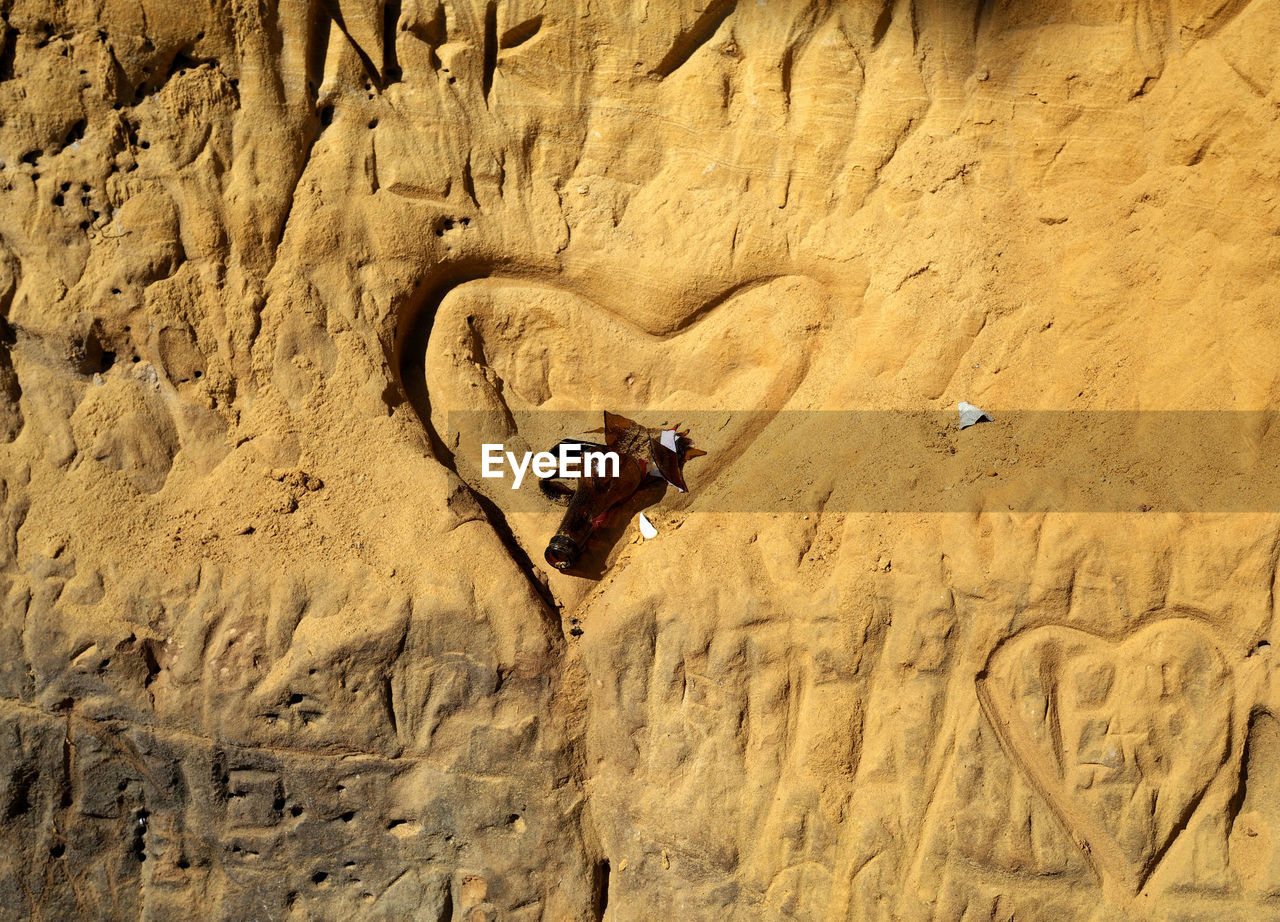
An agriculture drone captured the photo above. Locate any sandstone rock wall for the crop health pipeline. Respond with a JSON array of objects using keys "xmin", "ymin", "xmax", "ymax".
[{"xmin": 0, "ymin": 0, "xmax": 1278, "ymax": 919}]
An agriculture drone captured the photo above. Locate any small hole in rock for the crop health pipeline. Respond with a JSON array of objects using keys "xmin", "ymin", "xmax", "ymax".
[
  {"xmin": 312, "ymin": 871, "xmax": 327, "ymax": 884},
  {"xmin": 49, "ymin": 843, "xmax": 65, "ymax": 858}
]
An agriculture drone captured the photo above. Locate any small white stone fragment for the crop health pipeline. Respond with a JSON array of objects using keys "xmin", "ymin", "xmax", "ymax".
[
  {"xmin": 638, "ymin": 512, "xmax": 658, "ymax": 540},
  {"xmin": 957, "ymin": 401, "xmax": 993, "ymax": 429}
]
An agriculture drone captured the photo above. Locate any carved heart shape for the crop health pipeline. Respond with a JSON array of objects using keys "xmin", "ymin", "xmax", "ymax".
[
  {"xmin": 415, "ymin": 275, "xmax": 830, "ymax": 588},
  {"xmin": 423, "ymin": 275, "xmax": 828, "ymax": 475},
  {"xmin": 978, "ymin": 618, "xmax": 1233, "ymax": 896}
]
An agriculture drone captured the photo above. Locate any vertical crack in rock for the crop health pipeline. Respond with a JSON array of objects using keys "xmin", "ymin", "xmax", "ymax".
[
  {"xmin": 482, "ymin": 0, "xmax": 498, "ymax": 103},
  {"xmin": 382, "ymin": 0, "xmax": 403, "ymax": 84},
  {"xmin": 650, "ymin": 0, "xmax": 738, "ymax": 79}
]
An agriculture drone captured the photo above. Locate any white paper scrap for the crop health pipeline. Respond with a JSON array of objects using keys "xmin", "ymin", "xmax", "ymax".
[
  {"xmin": 957, "ymin": 401, "xmax": 993, "ymax": 430},
  {"xmin": 638, "ymin": 512, "xmax": 658, "ymax": 540}
]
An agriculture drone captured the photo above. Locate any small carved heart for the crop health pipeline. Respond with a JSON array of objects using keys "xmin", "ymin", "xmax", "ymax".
[{"xmin": 978, "ymin": 618, "xmax": 1233, "ymax": 896}]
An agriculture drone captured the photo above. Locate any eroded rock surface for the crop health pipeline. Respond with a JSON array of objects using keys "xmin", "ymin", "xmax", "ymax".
[{"xmin": 1, "ymin": 0, "xmax": 1279, "ymax": 919}]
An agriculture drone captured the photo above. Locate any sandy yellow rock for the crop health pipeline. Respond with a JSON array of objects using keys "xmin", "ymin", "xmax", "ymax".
[{"xmin": 0, "ymin": 1, "xmax": 1278, "ymax": 920}]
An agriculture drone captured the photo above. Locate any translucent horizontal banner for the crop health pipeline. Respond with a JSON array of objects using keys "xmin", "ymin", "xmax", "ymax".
[{"xmin": 441, "ymin": 410, "xmax": 1280, "ymax": 513}]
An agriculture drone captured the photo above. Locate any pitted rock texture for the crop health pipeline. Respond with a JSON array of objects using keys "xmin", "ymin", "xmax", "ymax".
[{"xmin": 1, "ymin": 0, "xmax": 1279, "ymax": 920}]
